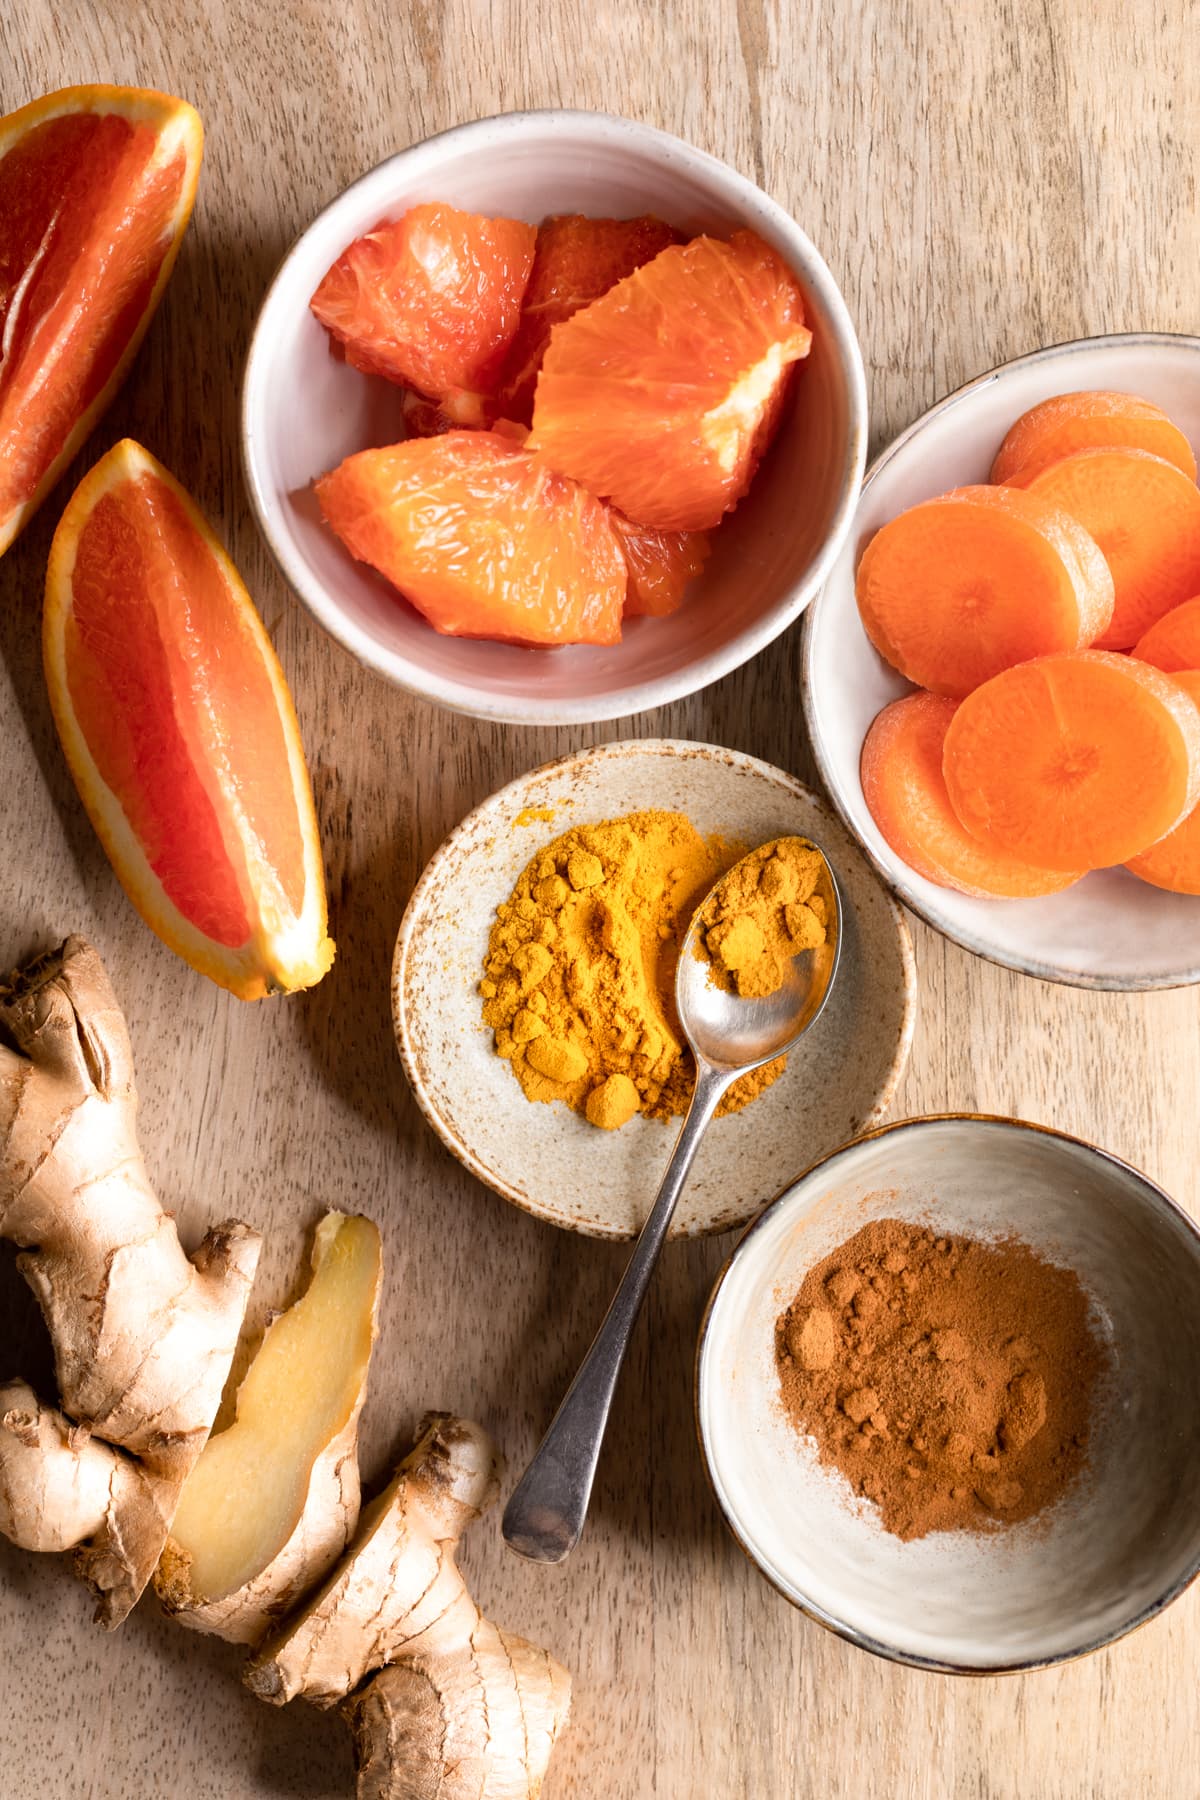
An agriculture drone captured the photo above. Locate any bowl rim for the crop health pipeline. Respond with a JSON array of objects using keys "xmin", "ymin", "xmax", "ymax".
[
  {"xmin": 241, "ymin": 106, "xmax": 869, "ymax": 726},
  {"xmin": 800, "ymin": 329, "xmax": 1200, "ymax": 991},
  {"xmin": 694, "ymin": 1108, "xmax": 1200, "ymax": 1674},
  {"xmin": 390, "ymin": 735, "xmax": 916, "ymax": 1238}
]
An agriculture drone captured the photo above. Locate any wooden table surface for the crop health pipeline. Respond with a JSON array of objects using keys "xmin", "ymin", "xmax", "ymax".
[{"xmin": 2, "ymin": 2, "xmax": 1198, "ymax": 1795}]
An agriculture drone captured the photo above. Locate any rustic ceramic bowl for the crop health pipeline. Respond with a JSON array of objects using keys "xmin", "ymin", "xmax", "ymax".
[
  {"xmin": 803, "ymin": 332, "xmax": 1200, "ymax": 989},
  {"xmin": 697, "ymin": 1114, "xmax": 1200, "ymax": 1672},
  {"xmin": 242, "ymin": 110, "xmax": 867, "ymax": 724},
  {"xmin": 392, "ymin": 740, "xmax": 915, "ymax": 1239}
]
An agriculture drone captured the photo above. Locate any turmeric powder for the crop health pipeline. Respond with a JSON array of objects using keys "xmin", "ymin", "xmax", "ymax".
[
  {"xmin": 697, "ymin": 836, "xmax": 829, "ymax": 998},
  {"xmin": 480, "ymin": 811, "xmax": 785, "ymax": 1129}
]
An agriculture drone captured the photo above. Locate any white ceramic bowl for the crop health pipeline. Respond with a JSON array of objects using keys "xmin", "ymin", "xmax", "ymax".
[
  {"xmin": 242, "ymin": 110, "xmax": 867, "ymax": 724},
  {"xmin": 803, "ymin": 333, "xmax": 1200, "ymax": 989},
  {"xmin": 697, "ymin": 1114, "xmax": 1200, "ymax": 1672},
  {"xmin": 392, "ymin": 740, "xmax": 915, "ymax": 1238}
]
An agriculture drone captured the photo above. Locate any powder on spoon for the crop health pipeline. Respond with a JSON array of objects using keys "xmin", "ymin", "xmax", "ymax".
[{"xmin": 775, "ymin": 1216, "xmax": 1108, "ymax": 1540}]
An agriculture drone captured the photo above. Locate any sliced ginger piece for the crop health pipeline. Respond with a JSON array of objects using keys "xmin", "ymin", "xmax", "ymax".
[
  {"xmin": 245, "ymin": 1413, "xmax": 572, "ymax": 1799},
  {"xmin": 156, "ymin": 1210, "xmax": 382, "ymax": 1643}
]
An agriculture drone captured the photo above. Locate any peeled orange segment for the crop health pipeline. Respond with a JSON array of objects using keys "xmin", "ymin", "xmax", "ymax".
[
  {"xmin": 855, "ymin": 485, "xmax": 1115, "ymax": 697},
  {"xmin": 530, "ymin": 230, "xmax": 811, "ymax": 531},
  {"xmin": 1133, "ymin": 596, "xmax": 1200, "ymax": 672},
  {"xmin": 860, "ymin": 692, "xmax": 1083, "ymax": 898},
  {"xmin": 611, "ymin": 513, "xmax": 710, "ymax": 617},
  {"xmin": 497, "ymin": 213, "xmax": 682, "ymax": 424},
  {"xmin": 310, "ymin": 202, "xmax": 535, "ymax": 399},
  {"xmin": 942, "ymin": 652, "xmax": 1200, "ymax": 873},
  {"xmin": 991, "ymin": 390, "xmax": 1198, "ymax": 487},
  {"xmin": 316, "ymin": 430, "xmax": 626, "ymax": 646},
  {"xmin": 43, "ymin": 440, "xmax": 334, "ymax": 1001},
  {"xmin": 0, "ymin": 84, "xmax": 202, "ymax": 558},
  {"xmin": 1126, "ymin": 672, "xmax": 1200, "ymax": 893},
  {"xmin": 1019, "ymin": 447, "xmax": 1200, "ymax": 650}
]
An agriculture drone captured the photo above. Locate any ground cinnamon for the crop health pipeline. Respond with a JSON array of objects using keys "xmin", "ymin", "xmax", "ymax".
[{"xmin": 775, "ymin": 1217, "xmax": 1108, "ymax": 1540}]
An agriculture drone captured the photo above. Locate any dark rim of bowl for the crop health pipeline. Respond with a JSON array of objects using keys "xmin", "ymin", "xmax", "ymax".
[
  {"xmin": 240, "ymin": 108, "xmax": 869, "ymax": 725},
  {"xmin": 694, "ymin": 1109, "xmax": 1200, "ymax": 1675},
  {"xmin": 800, "ymin": 330, "xmax": 1200, "ymax": 992}
]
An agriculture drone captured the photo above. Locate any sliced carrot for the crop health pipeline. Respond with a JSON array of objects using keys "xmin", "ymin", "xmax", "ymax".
[
  {"xmin": 1132, "ymin": 595, "xmax": 1200, "ymax": 672},
  {"xmin": 1126, "ymin": 672, "xmax": 1200, "ymax": 893},
  {"xmin": 991, "ymin": 391, "xmax": 1197, "ymax": 487},
  {"xmin": 855, "ymin": 485, "xmax": 1113, "ymax": 697},
  {"xmin": 861, "ymin": 693, "xmax": 1083, "ymax": 897},
  {"xmin": 942, "ymin": 651, "xmax": 1200, "ymax": 872},
  {"xmin": 1019, "ymin": 447, "xmax": 1200, "ymax": 649}
]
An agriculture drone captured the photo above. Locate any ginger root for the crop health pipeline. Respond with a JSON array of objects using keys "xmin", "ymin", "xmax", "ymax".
[
  {"xmin": 156, "ymin": 1209, "xmax": 382, "ymax": 1643},
  {"xmin": 0, "ymin": 937, "xmax": 261, "ymax": 1623},
  {"xmin": 246, "ymin": 1413, "xmax": 572, "ymax": 1800}
]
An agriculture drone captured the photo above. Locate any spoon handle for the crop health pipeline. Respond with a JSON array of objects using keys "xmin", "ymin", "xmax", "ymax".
[{"xmin": 502, "ymin": 1061, "xmax": 733, "ymax": 1564}]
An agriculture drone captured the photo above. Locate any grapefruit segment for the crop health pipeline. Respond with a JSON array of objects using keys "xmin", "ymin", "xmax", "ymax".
[
  {"xmin": 43, "ymin": 440, "xmax": 334, "ymax": 1000},
  {"xmin": 860, "ymin": 692, "xmax": 1083, "ymax": 897},
  {"xmin": 0, "ymin": 84, "xmax": 202, "ymax": 557},
  {"xmin": 309, "ymin": 202, "xmax": 535, "ymax": 400},
  {"xmin": 316, "ymin": 431, "xmax": 625, "ymax": 646},
  {"xmin": 530, "ymin": 230, "xmax": 811, "ymax": 531},
  {"xmin": 496, "ymin": 213, "xmax": 682, "ymax": 424},
  {"xmin": 611, "ymin": 513, "xmax": 710, "ymax": 617}
]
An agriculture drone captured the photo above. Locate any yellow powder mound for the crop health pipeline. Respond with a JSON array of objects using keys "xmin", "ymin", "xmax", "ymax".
[
  {"xmin": 480, "ymin": 810, "xmax": 785, "ymax": 1129},
  {"xmin": 698, "ymin": 836, "xmax": 828, "ymax": 998}
]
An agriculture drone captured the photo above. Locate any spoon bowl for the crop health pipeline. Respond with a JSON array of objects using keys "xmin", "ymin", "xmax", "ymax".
[
  {"xmin": 677, "ymin": 849, "xmax": 841, "ymax": 1071},
  {"xmin": 503, "ymin": 836, "xmax": 843, "ymax": 1563}
]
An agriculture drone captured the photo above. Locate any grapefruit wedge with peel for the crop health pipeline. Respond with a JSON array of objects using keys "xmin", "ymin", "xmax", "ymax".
[
  {"xmin": 44, "ymin": 440, "xmax": 335, "ymax": 1001},
  {"xmin": 0, "ymin": 84, "xmax": 203, "ymax": 557}
]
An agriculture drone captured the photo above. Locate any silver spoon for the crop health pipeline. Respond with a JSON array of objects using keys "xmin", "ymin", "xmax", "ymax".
[{"xmin": 502, "ymin": 835, "xmax": 843, "ymax": 1563}]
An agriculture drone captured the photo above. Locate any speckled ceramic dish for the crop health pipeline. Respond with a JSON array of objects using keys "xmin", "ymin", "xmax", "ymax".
[
  {"xmin": 392, "ymin": 740, "xmax": 916, "ymax": 1239},
  {"xmin": 803, "ymin": 333, "xmax": 1200, "ymax": 990},
  {"xmin": 697, "ymin": 1115, "xmax": 1200, "ymax": 1672}
]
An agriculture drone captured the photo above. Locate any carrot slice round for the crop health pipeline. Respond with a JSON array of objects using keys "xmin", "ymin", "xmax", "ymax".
[
  {"xmin": 1132, "ymin": 595, "xmax": 1200, "ymax": 672},
  {"xmin": 1019, "ymin": 447, "xmax": 1200, "ymax": 649},
  {"xmin": 942, "ymin": 651, "xmax": 1200, "ymax": 872},
  {"xmin": 861, "ymin": 693, "xmax": 1083, "ymax": 897},
  {"xmin": 1126, "ymin": 672, "xmax": 1200, "ymax": 893},
  {"xmin": 991, "ymin": 390, "xmax": 1197, "ymax": 486},
  {"xmin": 855, "ymin": 485, "xmax": 1114, "ymax": 697}
]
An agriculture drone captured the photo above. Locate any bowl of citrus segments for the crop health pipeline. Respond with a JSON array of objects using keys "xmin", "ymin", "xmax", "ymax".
[
  {"xmin": 242, "ymin": 110, "xmax": 867, "ymax": 724},
  {"xmin": 804, "ymin": 333, "xmax": 1200, "ymax": 989}
]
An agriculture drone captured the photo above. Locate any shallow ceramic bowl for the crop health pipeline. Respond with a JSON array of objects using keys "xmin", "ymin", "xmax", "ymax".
[
  {"xmin": 697, "ymin": 1114, "xmax": 1200, "ymax": 1672},
  {"xmin": 392, "ymin": 740, "xmax": 915, "ymax": 1238},
  {"xmin": 803, "ymin": 332, "xmax": 1200, "ymax": 989},
  {"xmin": 242, "ymin": 110, "xmax": 866, "ymax": 724}
]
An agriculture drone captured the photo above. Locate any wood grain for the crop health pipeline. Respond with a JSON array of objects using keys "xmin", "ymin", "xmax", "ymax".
[{"xmin": 2, "ymin": 2, "xmax": 1198, "ymax": 1795}]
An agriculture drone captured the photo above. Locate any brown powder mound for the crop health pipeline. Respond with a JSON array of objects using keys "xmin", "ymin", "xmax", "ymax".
[{"xmin": 775, "ymin": 1217, "xmax": 1108, "ymax": 1540}]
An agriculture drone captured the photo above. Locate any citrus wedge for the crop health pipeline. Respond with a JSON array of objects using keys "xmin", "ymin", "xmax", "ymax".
[
  {"xmin": 44, "ymin": 440, "xmax": 334, "ymax": 1000},
  {"xmin": 530, "ymin": 229, "xmax": 811, "ymax": 530},
  {"xmin": 316, "ymin": 430, "xmax": 626, "ymax": 646},
  {"xmin": 0, "ymin": 84, "xmax": 202, "ymax": 557}
]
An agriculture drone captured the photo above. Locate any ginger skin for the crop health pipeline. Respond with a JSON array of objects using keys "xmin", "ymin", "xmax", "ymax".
[
  {"xmin": 246, "ymin": 1413, "xmax": 571, "ymax": 1800},
  {"xmin": 0, "ymin": 937, "xmax": 261, "ymax": 1624}
]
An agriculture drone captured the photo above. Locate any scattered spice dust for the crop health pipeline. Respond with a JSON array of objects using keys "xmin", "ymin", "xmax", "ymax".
[{"xmin": 775, "ymin": 1216, "xmax": 1109, "ymax": 1540}]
